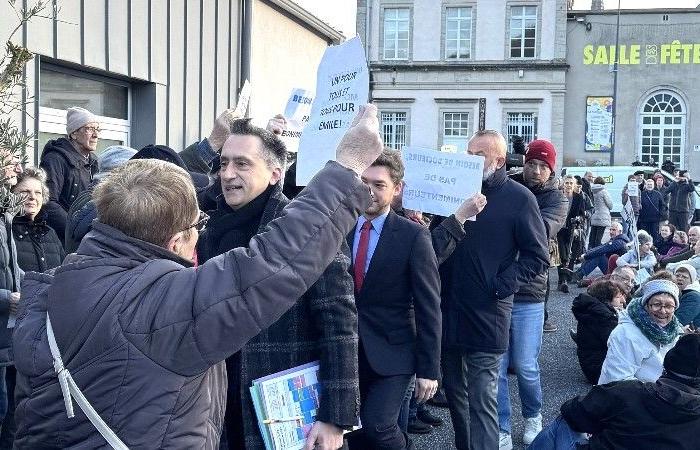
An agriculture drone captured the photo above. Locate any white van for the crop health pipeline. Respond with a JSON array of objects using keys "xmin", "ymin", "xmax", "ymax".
[{"xmin": 561, "ymin": 166, "xmax": 700, "ymax": 222}]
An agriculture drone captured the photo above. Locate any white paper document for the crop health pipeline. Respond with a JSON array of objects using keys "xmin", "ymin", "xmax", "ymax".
[{"xmin": 280, "ymin": 88, "xmax": 314, "ymax": 153}]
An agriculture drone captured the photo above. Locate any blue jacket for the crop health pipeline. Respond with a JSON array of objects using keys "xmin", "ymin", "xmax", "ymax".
[
  {"xmin": 676, "ymin": 286, "xmax": 700, "ymax": 327},
  {"xmin": 440, "ymin": 167, "xmax": 549, "ymax": 354},
  {"xmin": 638, "ymin": 189, "xmax": 667, "ymax": 223},
  {"xmin": 583, "ymin": 233, "xmax": 630, "ymax": 260},
  {"xmin": 12, "ymin": 162, "xmax": 370, "ymax": 449}
]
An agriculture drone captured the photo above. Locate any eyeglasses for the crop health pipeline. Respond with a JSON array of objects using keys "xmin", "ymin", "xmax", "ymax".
[
  {"xmin": 81, "ymin": 126, "xmax": 101, "ymax": 134},
  {"xmin": 181, "ymin": 211, "xmax": 209, "ymax": 233},
  {"xmin": 647, "ymin": 303, "xmax": 675, "ymax": 312}
]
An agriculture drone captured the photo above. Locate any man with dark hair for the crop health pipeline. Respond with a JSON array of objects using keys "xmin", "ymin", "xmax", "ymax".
[
  {"xmin": 347, "ymin": 149, "xmax": 442, "ymax": 450},
  {"xmin": 440, "ymin": 130, "xmax": 549, "ymax": 450},
  {"xmin": 198, "ymin": 118, "xmax": 359, "ymax": 450},
  {"xmin": 12, "ymin": 105, "xmax": 383, "ymax": 449},
  {"xmin": 667, "ymin": 170, "xmax": 695, "ymax": 232}
]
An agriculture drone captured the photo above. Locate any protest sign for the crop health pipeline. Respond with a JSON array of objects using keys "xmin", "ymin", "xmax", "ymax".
[
  {"xmin": 234, "ymin": 80, "xmax": 252, "ymax": 117},
  {"xmin": 621, "ymin": 198, "xmax": 640, "ymax": 255},
  {"xmin": 280, "ymin": 88, "xmax": 314, "ymax": 153},
  {"xmin": 401, "ymin": 147, "xmax": 484, "ymax": 218},
  {"xmin": 296, "ymin": 37, "xmax": 369, "ymax": 185},
  {"xmin": 626, "ymin": 181, "xmax": 639, "ymax": 197}
]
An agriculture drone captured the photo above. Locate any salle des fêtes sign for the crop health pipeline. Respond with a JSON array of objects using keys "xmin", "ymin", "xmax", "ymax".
[{"xmin": 583, "ymin": 41, "xmax": 700, "ymax": 65}]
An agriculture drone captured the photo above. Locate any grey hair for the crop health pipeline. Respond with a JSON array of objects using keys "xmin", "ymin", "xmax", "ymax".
[
  {"xmin": 13, "ymin": 166, "xmax": 50, "ymax": 204},
  {"xmin": 468, "ymin": 130, "xmax": 507, "ymax": 157}
]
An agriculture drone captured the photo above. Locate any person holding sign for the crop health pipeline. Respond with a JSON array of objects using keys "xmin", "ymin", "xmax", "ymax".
[
  {"xmin": 440, "ymin": 130, "xmax": 549, "ymax": 450},
  {"xmin": 346, "ymin": 149, "xmax": 441, "ymax": 450},
  {"xmin": 11, "ymin": 105, "xmax": 383, "ymax": 449}
]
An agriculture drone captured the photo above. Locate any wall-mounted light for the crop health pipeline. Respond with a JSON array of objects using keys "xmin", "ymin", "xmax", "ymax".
[{"xmin": 575, "ymin": 16, "xmax": 593, "ymax": 31}]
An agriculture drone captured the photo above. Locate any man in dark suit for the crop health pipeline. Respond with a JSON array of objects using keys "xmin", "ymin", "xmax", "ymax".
[{"xmin": 347, "ymin": 149, "xmax": 442, "ymax": 450}]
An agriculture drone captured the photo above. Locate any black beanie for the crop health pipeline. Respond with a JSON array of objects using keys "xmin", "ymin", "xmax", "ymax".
[{"xmin": 664, "ymin": 334, "xmax": 700, "ymax": 379}]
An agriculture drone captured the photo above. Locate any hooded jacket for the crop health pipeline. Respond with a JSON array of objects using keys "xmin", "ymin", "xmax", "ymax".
[
  {"xmin": 39, "ymin": 137, "xmax": 98, "ymax": 240},
  {"xmin": 510, "ymin": 172, "xmax": 567, "ymax": 302},
  {"xmin": 572, "ymin": 293, "xmax": 619, "ymax": 384},
  {"xmin": 676, "ymin": 282, "xmax": 700, "ymax": 327},
  {"xmin": 440, "ymin": 166, "xmax": 549, "ymax": 353},
  {"xmin": 561, "ymin": 377, "xmax": 700, "ymax": 450},
  {"xmin": 598, "ymin": 311, "xmax": 679, "ymax": 385},
  {"xmin": 12, "ymin": 161, "xmax": 369, "ymax": 449},
  {"xmin": 590, "ymin": 184, "xmax": 613, "ymax": 227}
]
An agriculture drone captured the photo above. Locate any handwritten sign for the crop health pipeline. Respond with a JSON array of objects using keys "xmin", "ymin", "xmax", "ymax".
[
  {"xmin": 234, "ymin": 80, "xmax": 252, "ymax": 117},
  {"xmin": 280, "ymin": 88, "xmax": 314, "ymax": 153},
  {"xmin": 296, "ymin": 37, "xmax": 369, "ymax": 185},
  {"xmin": 402, "ymin": 147, "xmax": 484, "ymax": 217},
  {"xmin": 626, "ymin": 181, "xmax": 639, "ymax": 197}
]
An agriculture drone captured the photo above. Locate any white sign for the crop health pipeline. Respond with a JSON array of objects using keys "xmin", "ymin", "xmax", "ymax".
[
  {"xmin": 401, "ymin": 147, "xmax": 484, "ymax": 217},
  {"xmin": 280, "ymin": 88, "xmax": 314, "ymax": 153},
  {"xmin": 296, "ymin": 37, "xmax": 369, "ymax": 185},
  {"xmin": 626, "ymin": 181, "xmax": 639, "ymax": 197},
  {"xmin": 234, "ymin": 79, "xmax": 252, "ymax": 117}
]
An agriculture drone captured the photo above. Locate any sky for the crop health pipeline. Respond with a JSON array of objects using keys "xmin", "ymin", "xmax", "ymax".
[{"xmin": 295, "ymin": 0, "xmax": 700, "ymax": 39}]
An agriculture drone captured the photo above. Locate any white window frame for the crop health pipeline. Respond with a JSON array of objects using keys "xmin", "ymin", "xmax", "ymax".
[
  {"xmin": 509, "ymin": 5, "xmax": 538, "ymax": 59},
  {"xmin": 638, "ymin": 91, "xmax": 686, "ymax": 169},
  {"xmin": 505, "ymin": 111, "xmax": 538, "ymax": 151},
  {"xmin": 383, "ymin": 8, "xmax": 411, "ymax": 60},
  {"xmin": 441, "ymin": 111, "xmax": 471, "ymax": 151},
  {"xmin": 445, "ymin": 7, "xmax": 473, "ymax": 60},
  {"xmin": 380, "ymin": 111, "xmax": 408, "ymax": 150}
]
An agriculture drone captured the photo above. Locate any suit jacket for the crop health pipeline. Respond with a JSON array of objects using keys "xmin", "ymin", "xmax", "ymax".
[{"xmin": 348, "ymin": 210, "xmax": 442, "ymax": 380}]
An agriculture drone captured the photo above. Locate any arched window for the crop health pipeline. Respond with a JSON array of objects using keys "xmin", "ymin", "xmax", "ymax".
[{"xmin": 639, "ymin": 91, "xmax": 686, "ymax": 168}]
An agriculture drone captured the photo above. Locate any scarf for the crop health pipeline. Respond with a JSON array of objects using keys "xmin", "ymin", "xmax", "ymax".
[{"xmin": 627, "ymin": 298, "xmax": 683, "ymax": 347}]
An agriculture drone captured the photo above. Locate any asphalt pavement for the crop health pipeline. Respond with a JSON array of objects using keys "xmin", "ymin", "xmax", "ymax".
[{"xmin": 413, "ymin": 269, "xmax": 591, "ymax": 449}]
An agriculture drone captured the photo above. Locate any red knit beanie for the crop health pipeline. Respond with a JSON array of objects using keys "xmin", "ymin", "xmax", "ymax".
[{"xmin": 525, "ymin": 140, "xmax": 557, "ymax": 171}]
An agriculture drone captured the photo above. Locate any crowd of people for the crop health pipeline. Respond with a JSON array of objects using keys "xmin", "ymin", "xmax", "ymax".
[{"xmin": 0, "ymin": 103, "xmax": 697, "ymax": 450}]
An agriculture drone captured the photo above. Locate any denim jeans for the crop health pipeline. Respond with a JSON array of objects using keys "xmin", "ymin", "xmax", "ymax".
[
  {"xmin": 442, "ymin": 349, "xmax": 501, "ymax": 450},
  {"xmin": 497, "ymin": 302, "xmax": 545, "ymax": 434},
  {"xmin": 528, "ymin": 416, "xmax": 588, "ymax": 450},
  {"xmin": 577, "ymin": 254, "xmax": 608, "ymax": 277}
]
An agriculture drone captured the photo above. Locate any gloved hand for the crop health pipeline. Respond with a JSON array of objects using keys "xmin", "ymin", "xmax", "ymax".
[
  {"xmin": 336, "ymin": 104, "xmax": 383, "ymax": 176},
  {"xmin": 208, "ymin": 109, "xmax": 243, "ymax": 151}
]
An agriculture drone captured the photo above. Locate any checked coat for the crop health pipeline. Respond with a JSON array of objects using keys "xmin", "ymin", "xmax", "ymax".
[{"xmin": 203, "ymin": 183, "xmax": 360, "ymax": 449}]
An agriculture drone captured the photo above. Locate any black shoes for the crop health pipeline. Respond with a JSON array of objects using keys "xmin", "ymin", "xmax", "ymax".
[
  {"xmin": 558, "ymin": 283, "xmax": 570, "ymax": 293},
  {"xmin": 417, "ymin": 409, "xmax": 443, "ymax": 427},
  {"xmin": 569, "ymin": 328, "xmax": 578, "ymax": 342},
  {"xmin": 407, "ymin": 418, "xmax": 432, "ymax": 434},
  {"xmin": 543, "ymin": 320, "xmax": 558, "ymax": 333}
]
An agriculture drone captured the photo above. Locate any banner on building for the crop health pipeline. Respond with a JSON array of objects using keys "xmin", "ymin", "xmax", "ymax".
[
  {"xmin": 280, "ymin": 88, "xmax": 314, "ymax": 153},
  {"xmin": 585, "ymin": 96, "xmax": 613, "ymax": 152},
  {"xmin": 401, "ymin": 147, "xmax": 484, "ymax": 218},
  {"xmin": 296, "ymin": 37, "xmax": 369, "ymax": 185}
]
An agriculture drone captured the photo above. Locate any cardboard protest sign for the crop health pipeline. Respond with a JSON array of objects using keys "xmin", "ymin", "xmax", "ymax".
[
  {"xmin": 402, "ymin": 147, "xmax": 484, "ymax": 218},
  {"xmin": 234, "ymin": 80, "xmax": 252, "ymax": 117},
  {"xmin": 280, "ymin": 88, "xmax": 314, "ymax": 153},
  {"xmin": 296, "ymin": 37, "xmax": 369, "ymax": 185}
]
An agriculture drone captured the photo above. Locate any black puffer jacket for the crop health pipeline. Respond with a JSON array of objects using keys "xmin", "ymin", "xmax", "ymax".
[
  {"xmin": 572, "ymin": 292, "xmax": 619, "ymax": 384},
  {"xmin": 39, "ymin": 138, "xmax": 98, "ymax": 241},
  {"xmin": 12, "ymin": 212, "xmax": 65, "ymax": 273},
  {"xmin": 12, "ymin": 161, "xmax": 369, "ymax": 448},
  {"xmin": 510, "ymin": 173, "xmax": 568, "ymax": 301}
]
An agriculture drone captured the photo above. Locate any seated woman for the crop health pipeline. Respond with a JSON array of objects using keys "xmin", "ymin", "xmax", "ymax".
[
  {"xmin": 659, "ymin": 230, "xmax": 689, "ymax": 264},
  {"xmin": 654, "ymin": 223, "xmax": 676, "ymax": 256},
  {"xmin": 674, "ymin": 264, "xmax": 700, "ymax": 327},
  {"xmin": 598, "ymin": 277, "xmax": 683, "ymax": 384},
  {"xmin": 572, "ymin": 280, "xmax": 627, "ymax": 384},
  {"xmin": 616, "ymin": 230, "xmax": 657, "ymax": 284},
  {"xmin": 11, "ymin": 168, "xmax": 65, "ymax": 272}
]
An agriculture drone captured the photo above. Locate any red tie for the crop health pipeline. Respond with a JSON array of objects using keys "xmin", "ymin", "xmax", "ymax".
[{"xmin": 354, "ymin": 221, "xmax": 372, "ymax": 292}]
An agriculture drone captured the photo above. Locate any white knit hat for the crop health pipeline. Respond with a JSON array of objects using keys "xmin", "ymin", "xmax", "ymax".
[
  {"xmin": 674, "ymin": 264, "xmax": 698, "ymax": 284},
  {"xmin": 641, "ymin": 279, "xmax": 680, "ymax": 308},
  {"xmin": 66, "ymin": 107, "xmax": 99, "ymax": 135}
]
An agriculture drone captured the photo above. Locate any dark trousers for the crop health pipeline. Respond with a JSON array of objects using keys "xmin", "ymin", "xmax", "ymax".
[
  {"xmin": 638, "ymin": 220, "xmax": 660, "ymax": 243},
  {"xmin": 669, "ymin": 211, "xmax": 690, "ymax": 233},
  {"xmin": 588, "ymin": 225, "xmax": 606, "ymax": 249},
  {"xmin": 348, "ymin": 347, "xmax": 412, "ymax": 450},
  {"xmin": 0, "ymin": 366, "xmax": 16, "ymax": 448},
  {"xmin": 442, "ymin": 349, "xmax": 501, "ymax": 450}
]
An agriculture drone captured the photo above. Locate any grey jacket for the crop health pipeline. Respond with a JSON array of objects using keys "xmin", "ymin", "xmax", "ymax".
[
  {"xmin": 12, "ymin": 161, "xmax": 370, "ymax": 449},
  {"xmin": 0, "ymin": 211, "xmax": 23, "ymax": 366},
  {"xmin": 590, "ymin": 184, "xmax": 613, "ymax": 227}
]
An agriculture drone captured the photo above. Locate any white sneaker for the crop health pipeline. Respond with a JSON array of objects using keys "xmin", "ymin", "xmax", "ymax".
[
  {"xmin": 523, "ymin": 414, "xmax": 543, "ymax": 445},
  {"xmin": 499, "ymin": 431, "xmax": 513, "ymax": 450}
]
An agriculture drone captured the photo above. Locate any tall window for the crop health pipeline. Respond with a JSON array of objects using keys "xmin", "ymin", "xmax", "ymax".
[
  {"xmin": 381, "ymin": 112, "xmax": 407, "ymax": 150},
  {"xmin": 445, "ymin": 7, "xmax": 472, "ymax": 60},
  {"xmin": 442, "ymin": 112, "xmax": 470, "ymax": 150},
  {"xmin": 639, "ymin": 91, "xmax": 685, "ymax": 168},
  {"xmin": 506, "ymin": 112, "xmax": 537, "ymax": 151},
  {"xmin": 509, "ymin": 6, "xmax": 537, "ymax": 58},
  {"xmin": 383, "ymin": 8, "xmax": 410, "ymax": 60}
]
